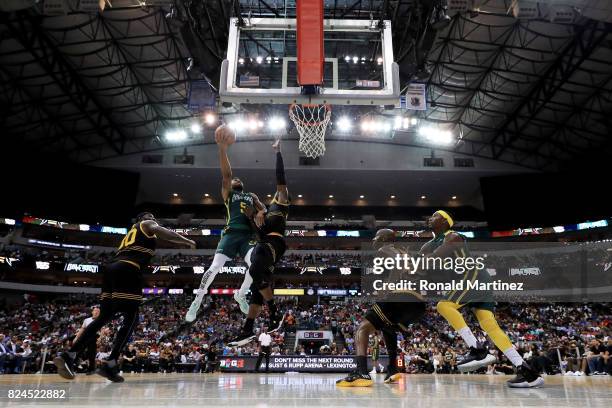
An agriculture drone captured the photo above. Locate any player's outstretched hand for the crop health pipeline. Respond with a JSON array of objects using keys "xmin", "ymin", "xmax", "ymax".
[
  {"xmin": 215, "ymin": 125, "xmax": 236, "ymax": 147},
  {"xmin": 272, "ymin": 139, "xmax": 281, "ymax": 152}
]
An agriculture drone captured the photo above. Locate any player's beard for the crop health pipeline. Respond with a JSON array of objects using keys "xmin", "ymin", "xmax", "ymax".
[{"xmin": 232, "ymin": 185, "xmax": 243, "ymax": 192}]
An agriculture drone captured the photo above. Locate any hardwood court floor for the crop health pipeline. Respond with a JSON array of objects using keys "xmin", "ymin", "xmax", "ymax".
[{"xmin": 0, "ymin": 372, "xmax": 610, "ymax": 407}]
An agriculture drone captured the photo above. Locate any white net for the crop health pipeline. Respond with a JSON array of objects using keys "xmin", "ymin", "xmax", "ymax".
[{"xmin": 289, "ymin": 103, "xmax": 332, "ymax": 158}]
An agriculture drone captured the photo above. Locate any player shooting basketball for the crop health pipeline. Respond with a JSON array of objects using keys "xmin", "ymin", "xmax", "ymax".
[
  {"xmin": 185, "ymin": 125, "xmax": 267, "ymax": 322},
  {"xmin": 228, "ymin": 138, "xmax": 289, "ymax": 347},
  {"xmin": 423, "ymin": 210, "xmax": 544, "ymax": 388}
]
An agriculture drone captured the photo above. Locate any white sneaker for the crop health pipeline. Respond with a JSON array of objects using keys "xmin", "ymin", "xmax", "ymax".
[
  {"xmin": 564, "ymin": 371, "xmax": 573, "ymax": 376},
  {"xmin": 234, "ymin": 291, "xmax": 250, "ymax": 315},
  {"xmin": 577, "ymin": 371, "xmax": 585, "ymax": 376},
  {"xmin": 186, "ymin": 296, "xmax": 203, "ymax": 322}
]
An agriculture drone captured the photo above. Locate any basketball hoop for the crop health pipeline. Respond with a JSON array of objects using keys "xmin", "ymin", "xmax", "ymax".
[{"xmin": 289, "ymin": 103, "xmax": 331, "ymax": 158}]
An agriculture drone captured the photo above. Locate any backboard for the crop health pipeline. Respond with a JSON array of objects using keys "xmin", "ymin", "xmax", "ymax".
[{"xmin": 219, "ymin": 17, "xmax": 400, "ymax": 107}]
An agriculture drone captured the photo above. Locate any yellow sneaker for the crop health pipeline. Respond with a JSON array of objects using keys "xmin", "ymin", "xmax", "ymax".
[
  {"xmin": 336, "ymin": 371, "xmax": 374, "ymax": 387},
  {"xmin": 383, "ymin": 372, "xmax": 402, "ymax": 384}
]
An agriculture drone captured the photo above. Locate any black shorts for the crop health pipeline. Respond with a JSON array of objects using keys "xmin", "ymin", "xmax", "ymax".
[
  {"xmin": 101, "ymin": 261, "xmax": 143, "ymax": 303},
  {"xmin": 249, "ymin": 235, "xmax": 286, "ymax": 291},
  {"xmin": 366, "ymin": 301, "xmax": 426, "ymax": 332}
]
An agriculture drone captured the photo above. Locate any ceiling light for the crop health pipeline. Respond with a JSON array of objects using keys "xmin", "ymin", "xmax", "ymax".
[
  {"xmin": 418, "ymin": 126, "xmax": 454, "ymax": 145},
  {"xmin": 269, "ymin": 117, "xmax": 286, "ymax": 131},
  {"xmin": 164, "ymin": 129, "xmax": 188, "ymax": 142},
  {"xmin": 204, "ymin": 112, "xmax": 217, "ymax": 126},
  {"xmin": 190, "ymin": 123, "xmax": 201, "ymax": 133},
  {"xmin": 336, "ymin": 116, "xmax": 352, "ymax": 132}
]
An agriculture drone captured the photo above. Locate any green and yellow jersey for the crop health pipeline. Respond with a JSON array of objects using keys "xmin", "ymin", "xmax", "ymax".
[
  {"xmin": 424, "ymin": 230, "xmax": 493, "ymax": 308},
  {"xmin": 425, "ymin": 230, "xmax": 469, "ymax": 258},
  {"xmin": 224, "ymin": 190, "xmax": 255, "ymax": 233}
]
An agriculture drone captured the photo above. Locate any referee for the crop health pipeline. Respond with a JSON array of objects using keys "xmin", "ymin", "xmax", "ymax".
[
  {"xmin": 74, "ymin": 306, "xmax": 100, "ymax": 375},
  {"xmin": 255, "ymin": 329, "xmax": 272, "ymax": 373}
]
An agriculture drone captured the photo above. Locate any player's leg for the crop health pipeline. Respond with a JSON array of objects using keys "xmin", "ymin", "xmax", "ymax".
[
  {"xmin": 229, "ymin": 291, "xmax": 263, "ymax": 346},
  {"xmin": 97, "ymin": 263, "xmax": 142, "ymax": 382},
  {"xmin": 436, "ymin": 300, "xmax": 495, "ymax": 371},
  {"xmin": 381, "ymin": 329, "xmax": 401, "ymax": 382},
  {"xmin": 337, "ymin": 302, "xmax": 405, "ymax": 387},
  {"xmin": 383, "ymin": 301, "xmax": 426, "ymax": 383},
  {"xmin": 186, "ymin": 252, "xmax": 230, "ymax": 322},
  {"xmin": 230, "ymin": 242, "xmax": 281, "ymax": 346},
  {"xmin": 54, "ymin": 300, "xmax": 114, "ymax": 379},
  {"xmin": 234, "ymin": 245, "xmax": 255, "ymax": 314},
  {"xmin": 54, "ymin": 262, "xmax": 123, "ymax": 380},
  {"xmin": 336, "ymin": 318, "xmax": 376, "ymax": 387},
  {"xmin": 474, "ymin": 308, "xmax": 543, "ymax": 388},
  {"xmin": 96, "ymin": 301, "xmax": 140, "ymax": 383}
]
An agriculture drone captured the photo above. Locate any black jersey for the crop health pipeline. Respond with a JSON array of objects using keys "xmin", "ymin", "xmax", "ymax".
[
  {"xmin": 114, "ymin": 222, "xmax": 156, "ymax": 268},
  {"xmin": 259, "ymin": 198, "xmax": 289, "ymax": 237}
]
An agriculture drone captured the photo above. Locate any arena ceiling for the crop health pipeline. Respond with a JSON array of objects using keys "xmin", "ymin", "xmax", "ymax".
[{"xmin": 1, "ymin": 0, "xmax": 612, "ymax": 171}]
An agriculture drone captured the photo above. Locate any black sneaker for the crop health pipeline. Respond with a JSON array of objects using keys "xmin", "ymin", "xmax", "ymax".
[
  {"xmin": 457, "ymin": 346, "xmax": 497, "ymax": 372},
  {"xmin": 228, "ymin": 330, "xmax": 256, "ymax": 347},
  {"xmin": 268, "ymin": 312, "xmax": 286, "ymax": 334},
  {"xmin": 96, "ymin": 362, "xmax": 125, "ymax": 383},
  {"xmin": 383, "ymin": 367, "xmax": 402, "ymax": 384},
  {"xmin": 53, "ymin": 352, "xmax": 76, "ymax": 380},
  {"xmin": 336, "ymin": 371, "xmax": 373, "ymax": 387},
  {"xmin": 507, "ymin": 362, "xmax": 545, "ymax": 388}
]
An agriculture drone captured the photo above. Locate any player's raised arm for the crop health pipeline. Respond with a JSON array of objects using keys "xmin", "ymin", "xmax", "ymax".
[
  {"xmin": 215, "ymin": 125, "xmax": 235, "ymax": 201},
  {"xmin": 272, "ymin": 139, "xmax": 289, "ymax": 204},
  {"xmin": 141, "ymin": 220, "xmax": 196, "ymax": 249}
]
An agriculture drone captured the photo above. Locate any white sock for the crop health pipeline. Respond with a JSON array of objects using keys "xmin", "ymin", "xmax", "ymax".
[
  {"xmin": 458, "ymin": 327, "xmax": 478, "ymax": 348},
  {"xmin": 196, "ymin": 253, "xmax": 229, "ymax": 296},
  {"xmin": 503, "ymin": 347, "xmax": 524, "ymax": 367}
]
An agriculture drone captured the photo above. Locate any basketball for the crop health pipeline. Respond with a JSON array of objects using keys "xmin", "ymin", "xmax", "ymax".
[{"xmin": 214, "ymin": 125, "xmax": 236, "ymax": 146}]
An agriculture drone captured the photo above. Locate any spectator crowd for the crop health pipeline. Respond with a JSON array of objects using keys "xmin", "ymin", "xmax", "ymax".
[{"xmin": 0, "ymin": 293, "xmax": 610, "ymax": 377}]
